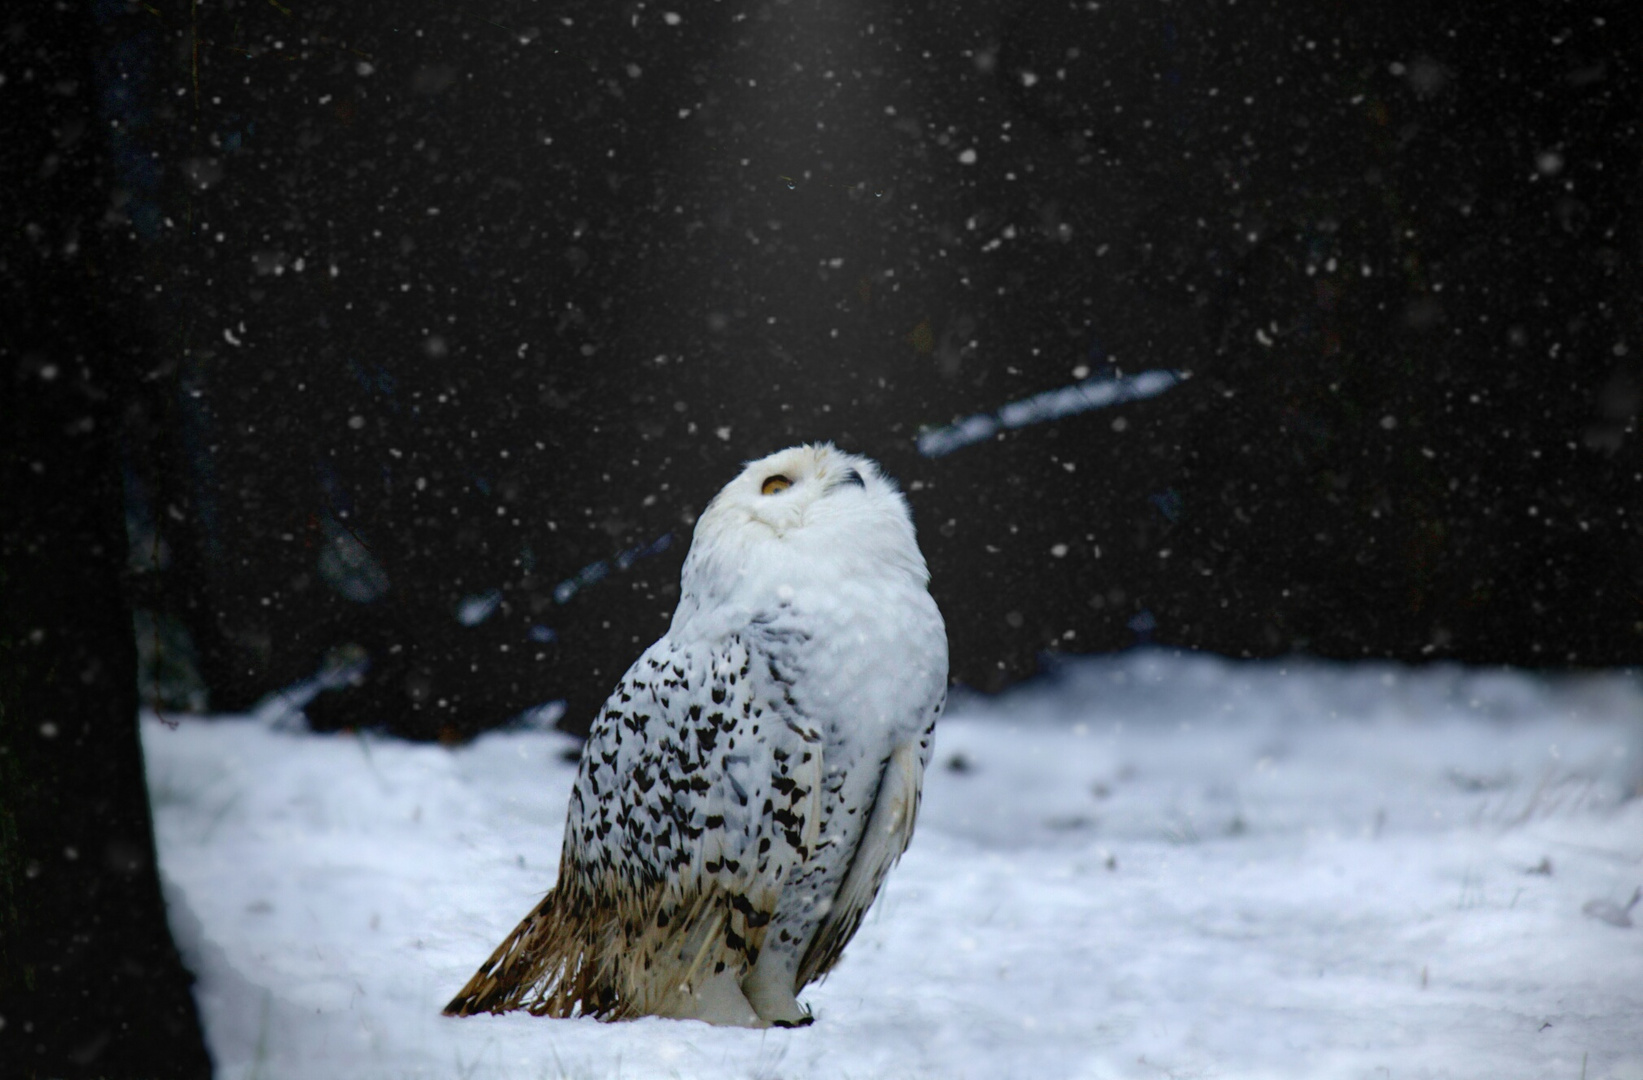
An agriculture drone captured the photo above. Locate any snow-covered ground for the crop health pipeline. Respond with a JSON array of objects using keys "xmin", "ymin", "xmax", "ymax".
[{"xmin": 143, "ymin": 651, "xmax": 1643, "ymax": 1080}]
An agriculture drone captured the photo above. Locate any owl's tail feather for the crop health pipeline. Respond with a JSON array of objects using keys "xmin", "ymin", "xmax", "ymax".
[
  {"xmin": 442, "ymin": 878, "xmax": 622, "ymax": 1018},
  {"xmin": 443, "ymin": 873, "xmax": 762, "ymax": 1021}
]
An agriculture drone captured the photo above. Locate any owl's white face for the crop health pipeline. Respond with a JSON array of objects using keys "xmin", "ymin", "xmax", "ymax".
[
  {"xmin": 676, "ymin": 443, "xmax": 930, "ymax": 623},
  {"xmin": 706, "ymin": 443, "xmax": 886, "ymax": 537}
]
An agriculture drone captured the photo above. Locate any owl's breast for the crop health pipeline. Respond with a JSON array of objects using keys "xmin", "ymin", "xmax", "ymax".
[{"xmin": 769, "ymin": 574, "xmax": 947, "ymax": 747}]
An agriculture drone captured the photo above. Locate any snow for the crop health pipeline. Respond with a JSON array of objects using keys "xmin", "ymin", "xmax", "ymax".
[{"xmin": 143, "ymin": 651, "xmax": 1643, "ymax": 1079}]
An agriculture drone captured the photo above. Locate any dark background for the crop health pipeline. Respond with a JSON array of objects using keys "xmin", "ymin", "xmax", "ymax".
[{"xmin": 72, "ymin": 0, "xmax": 1643, "ymax": 739}]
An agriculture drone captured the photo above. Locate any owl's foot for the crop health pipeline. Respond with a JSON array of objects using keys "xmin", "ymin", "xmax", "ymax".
[{"xmin": 742, "ymin": 960, "xmax": 810, "ymax": 1027}]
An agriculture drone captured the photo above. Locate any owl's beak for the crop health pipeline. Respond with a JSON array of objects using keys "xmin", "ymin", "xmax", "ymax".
[{"xmin": 831, "ymin": 468, "xmax": 866, "ymax": 492}]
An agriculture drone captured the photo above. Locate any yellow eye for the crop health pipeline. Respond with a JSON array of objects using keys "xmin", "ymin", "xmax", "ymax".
[{"xmin": 760, "ymin": 474, "xmax": 792, "ymax": 496}]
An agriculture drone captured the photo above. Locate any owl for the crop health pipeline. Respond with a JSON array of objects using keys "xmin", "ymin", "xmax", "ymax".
[{"xmin": 444, "ymin": 443, "xmax": 948, "ymax": 1027}]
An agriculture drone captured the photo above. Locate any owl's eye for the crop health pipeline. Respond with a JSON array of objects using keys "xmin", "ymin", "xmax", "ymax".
[{"xmin": 760, "ymin": 475, "xmax": 793, "ymax": 496}]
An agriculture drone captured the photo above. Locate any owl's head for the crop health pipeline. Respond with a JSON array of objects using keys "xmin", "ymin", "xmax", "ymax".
[{"xmin": 680, "ymin": 443, "xmax": 929, "ymax": 605}]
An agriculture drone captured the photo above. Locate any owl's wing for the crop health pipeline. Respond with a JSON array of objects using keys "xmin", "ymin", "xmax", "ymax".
[
  {"xmin": 684, "ymin": 629, "xmax": 827, "ymax": 971},
  {"xmin": 796, "ymin": 718, "xmax": 934, "ymax": 988},
  {"xmin": 551, "ymin": 627, "xmax": 824, "ymax": 1016}
]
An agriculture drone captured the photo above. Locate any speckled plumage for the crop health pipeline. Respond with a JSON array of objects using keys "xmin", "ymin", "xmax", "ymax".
[{"xmin": 444, "ymin": 444, "xmax": 948, "ymax": 1027}]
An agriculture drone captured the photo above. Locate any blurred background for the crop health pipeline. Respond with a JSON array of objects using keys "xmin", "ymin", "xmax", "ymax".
[{"xmin": 48, "ymin": 0, "xmax": 1643, "ymax": 738}]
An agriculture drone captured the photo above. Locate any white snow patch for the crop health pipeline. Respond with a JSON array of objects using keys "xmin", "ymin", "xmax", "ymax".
[{"xmin": 145, "ymin": 651, "xmax": 1643, "ymax": 1079}]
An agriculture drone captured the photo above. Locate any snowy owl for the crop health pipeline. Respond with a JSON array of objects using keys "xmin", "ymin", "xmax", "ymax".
[{"xmin": 444, "ymin": 443, "xmax": 948, "ymax": 1027}]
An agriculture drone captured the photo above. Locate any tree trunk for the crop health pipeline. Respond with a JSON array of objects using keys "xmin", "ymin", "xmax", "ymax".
[{"xmin": 0, "ymin": 4, "xmax": 213, "ymax": 1076}]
